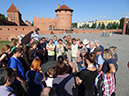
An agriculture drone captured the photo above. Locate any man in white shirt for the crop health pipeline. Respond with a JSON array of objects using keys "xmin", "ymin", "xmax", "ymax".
[
  {"xmin": 46, "ymin": 39, "xmax": 55, "ymax": 61},
  {"xmin": 31, "ymin": 28, "xmax": 41, "ymax": 41},
  {"xmin": 71, "ymin": 38, "xmax": 79, "ymax": 72}
]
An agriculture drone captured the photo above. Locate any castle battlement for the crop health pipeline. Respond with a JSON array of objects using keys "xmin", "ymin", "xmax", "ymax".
[{"xmin": 33, "ymin": 17, "xmax": 57, "ymax": 21}]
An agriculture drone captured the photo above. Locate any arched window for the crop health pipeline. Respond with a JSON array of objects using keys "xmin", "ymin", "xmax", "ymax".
[{"xmin": 49, "ymin": 25, "xmax": 52, "ymax": 30}]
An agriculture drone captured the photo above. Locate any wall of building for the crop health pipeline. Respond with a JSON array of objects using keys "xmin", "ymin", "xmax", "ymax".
[
  {"xmin": 56, "ymin": 11, "xmax": 72, "ymax": 30},
  {"xmin": 0, "ymin": 26, "xmax": 36, "ymax": 41},
  {"xmin": 33, "ymin": 17, "xmax": 57, "ymax": 32}
]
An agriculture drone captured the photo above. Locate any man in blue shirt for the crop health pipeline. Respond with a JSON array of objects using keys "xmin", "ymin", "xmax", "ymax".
[
  {"xmin": 8, "ymin": 47, "xmax": 26, "ymax": 96},
  {"xmin": 94, "ymin": 47, "xmax": 104, "ymax": 72}
]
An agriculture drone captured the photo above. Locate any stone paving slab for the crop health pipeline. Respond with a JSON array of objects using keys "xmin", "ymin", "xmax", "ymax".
[{"xmin": 42, "ymin": 33, "xmax": 129, "ymax": 96}]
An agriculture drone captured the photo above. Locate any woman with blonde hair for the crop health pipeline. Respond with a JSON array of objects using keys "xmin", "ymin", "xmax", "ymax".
[
  {"xmin": 100, "ymin": 49, "xmax": 116, "ymax": 96},
  {"xmin": 26, "ymin": 57, "xmax": 45, "ymax": 96},
  {"xmin": 0, "ymin": 45, "xmax": 11, "ymax": 67},
  {"xmin": 11, "ymin": 39, "xmax": 20, "ymax": 53}
]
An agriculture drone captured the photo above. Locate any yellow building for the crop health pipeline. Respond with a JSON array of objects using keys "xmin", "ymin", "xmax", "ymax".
[
  {"xmin": 94, "ymin": 20, "xmax": 120, "ymax": 26},
  {"xmin": 77, "ymin": 20, "xmax": 120, "ymax": 28}
]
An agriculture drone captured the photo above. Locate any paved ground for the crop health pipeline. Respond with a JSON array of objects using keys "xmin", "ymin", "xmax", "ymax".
[{"xmin": 42, "ymin": 32, "xmax": 129, "ymax": 96}]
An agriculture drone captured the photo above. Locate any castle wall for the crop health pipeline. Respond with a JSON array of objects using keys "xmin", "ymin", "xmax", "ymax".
[
  {"xmin": 0, "ymin": 26, "xmax": 36, "ymax": 41},
  {"xmin": 33, "ymin": 17, "xmax": 57, "ymax": 32}
]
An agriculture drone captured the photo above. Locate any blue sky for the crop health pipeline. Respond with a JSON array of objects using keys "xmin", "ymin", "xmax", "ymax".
[{"xmin": 0, "ymin": 0, "xmax": 129, "ymax": 23}]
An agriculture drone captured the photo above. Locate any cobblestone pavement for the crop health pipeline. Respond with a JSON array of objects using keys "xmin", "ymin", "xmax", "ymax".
[{"xmin": 42, "ymin": 32, "xmax": 129, "ymax": 96}]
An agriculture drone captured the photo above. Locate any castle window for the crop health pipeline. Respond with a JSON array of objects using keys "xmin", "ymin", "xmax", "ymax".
[
  {"xmin": 22, "ymin": 28, "xmax": 24, "ymax": 30},
  {"xmin": 49, "ymin": 25, "xmax": 52, "ymax": 30},
  {"xmin": 65, "ymin": 11, "xmax": 67, "ymax": 13},
  {"xmin": 59, "ymin": 11, "xmax": 61, "ymax": 13},
  {"xmin": 15, "ymin": 28, "xmax": 17, "ymax": 30},
  {"xmin": 0, "ymin": 28, "xmax": 2, "ymax": 30},
  {"xmin": 8, "ymin": 28, "xmax": 10, "ymax": 30}
]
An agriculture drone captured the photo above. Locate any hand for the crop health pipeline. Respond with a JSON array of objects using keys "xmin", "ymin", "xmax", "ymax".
[{"xmin": 75, "ymin": 77, "xmax": 82, "ymax": 86}]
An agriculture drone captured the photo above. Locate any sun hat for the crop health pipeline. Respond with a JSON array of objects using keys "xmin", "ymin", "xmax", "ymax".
[{"xmin": 83, "ymin": 39, "xmax": 89, "ymax": 45}]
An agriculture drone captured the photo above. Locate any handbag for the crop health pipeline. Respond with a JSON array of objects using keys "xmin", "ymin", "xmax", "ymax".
[{"xmin": 96, "ymin": 74, "xmax": 104, "ymax": 96}]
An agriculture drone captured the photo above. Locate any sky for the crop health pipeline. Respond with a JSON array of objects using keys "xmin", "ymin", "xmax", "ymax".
[{"xmin": 0, "ymin": 0, "xmax": 129, "ymax": 23}]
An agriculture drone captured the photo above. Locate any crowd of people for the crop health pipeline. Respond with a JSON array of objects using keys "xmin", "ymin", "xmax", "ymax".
[{"xmin": 0, "ymin": 28, "xmax": 119, "ymax": 96}]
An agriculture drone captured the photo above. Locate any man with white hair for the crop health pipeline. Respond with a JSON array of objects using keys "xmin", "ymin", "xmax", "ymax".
[
  {"xmin": 94, "ymin": 40, "xmax": 104, "ymax": 53},
  {"xmin": 89, "ymin": 41, "xmax": 96, "ymax": 53}
]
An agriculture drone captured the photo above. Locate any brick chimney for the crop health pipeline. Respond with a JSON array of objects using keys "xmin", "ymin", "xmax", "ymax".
[
  {"xmin": 58, "ymin": 4, "xmax": 60, "ymax": 8},
  {"xmin": 16, "ymin": 7, "xmax": 18, "ymax": 11}
]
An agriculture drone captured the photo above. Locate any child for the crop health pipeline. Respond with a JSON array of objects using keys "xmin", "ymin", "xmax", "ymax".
[
  {"xmin": 109, "ymin": 46, "xmax": 118, "ymax": 71},
  {"xmin": 45, "ymin": 67, "xmax": 54, "ymax": 87}
]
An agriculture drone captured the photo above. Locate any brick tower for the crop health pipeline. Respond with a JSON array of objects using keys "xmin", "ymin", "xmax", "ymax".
[
  {"xmin": 7, "ymin": 4, "xmax": 25, "ymax": 26},
  {"xmin": 55, "ymin": 4, "xmax": 73, "ymax": 30}
]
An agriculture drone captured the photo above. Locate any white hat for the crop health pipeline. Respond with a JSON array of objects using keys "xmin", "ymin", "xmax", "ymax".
[{"xmin": 83, "ymin": 39, "xmax": 89, "ymax": 45}]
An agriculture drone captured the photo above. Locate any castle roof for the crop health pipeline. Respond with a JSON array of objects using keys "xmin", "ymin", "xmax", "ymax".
[
  {"xmin": 0, "ymin": 19, "xmax": 17, "ymax": 26},
  {"xmin": 7, "ymin": 4, "xmax": 18, "ymax": 12},
  {"xmin": 55, "ymin": 4, "xmax": 73, "ymax": 12}
]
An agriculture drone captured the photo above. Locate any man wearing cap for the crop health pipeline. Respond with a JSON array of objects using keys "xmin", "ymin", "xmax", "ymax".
[
  {"xmin": 94, "ymin": 47, "xmax": 104, "ymax": 72},
  {"xmin": 31, "ymin": 28, "xmax": 41, "ymax": 41},
  {"xmin": 94, "ymin": 40, "xmax": 104, "ymax": 53}
]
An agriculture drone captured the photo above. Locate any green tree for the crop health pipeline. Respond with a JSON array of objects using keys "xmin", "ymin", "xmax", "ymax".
[
  {"xmin": 82, "ymin": 24, "xmax": 87, "ymax": 28},
  {"xmin": 112, "ymin": 22, "xmax": 119, "ymax": 29},
  {"xmin": 97, "ymin": 22, "xmax": 101, "ymax": 29},
  {"xmin": 0, "ymin": 13, "xmax": 6, "ymax": 20},
  {"xmin": 119, "ymin": 17, "xmax": 125, "ymax": 29},
  {"xmin": 31, "ymin": 21, "xmax": 34, "ymax": 26},
  {"xmin": 91, "ymin": 22, "xmax": 96, "ymax": 28},
  {"xmin": 72, "ymin": 23, "xmax": 77, "ymax": 28},
  {"xmin": 101, "ymin": 23, "xmax": 105, "ymax": 29},
  {"xmin": 107, "ymin": 22, "xmax": 111, "ymax": 29},
  {"xmin": 86, "ymin": 24, "xmax": 89, "ymax": 28}
]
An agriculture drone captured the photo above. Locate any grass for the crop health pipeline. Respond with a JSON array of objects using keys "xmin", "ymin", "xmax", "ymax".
[{"xmin": 0, "ymin": 41, "xmax": 12, "ymax": 50}]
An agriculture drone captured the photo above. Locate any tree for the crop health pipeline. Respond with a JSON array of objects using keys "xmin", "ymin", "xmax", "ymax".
[
  {"xmin": 86, "ymin": 24, "xmax": 89, "ymax": 28},
  {"xmin": 82, "ymin": 24, "xmax": 86, "ymax": 28},
  {"xmin": 101, "ymin": 23, "xmax": 105, "ymax": 29},
  {"xmin": 112, "ymin": 22, "xmax": 119, "ymax": 29},
  {"xmin": 91, "ymin": 22, "xmax": 96, "ymax": 28},
  {"xmin": 119, "ymin": 17, "xmax": 125, "ymax": 29},
  {"xmin": 0, "ymin": 13, "xmax": 6, "ymax": 20},
  {"xmin": 107, "ymin": 22, "xmax": 111, "ymax": 29},
  {"xmin": 72, "ymin": 23, "xmax": 77, "ymax": 28},
  {"xmin": 98, "ymin": 22, "xmax": 101, "ymax": 29},
  {"xmin": 31, "ymin": 21, "xmax": 34, "ymax": 26}
]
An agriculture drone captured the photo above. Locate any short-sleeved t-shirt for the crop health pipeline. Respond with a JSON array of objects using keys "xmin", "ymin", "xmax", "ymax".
[
  {"xmin": 53, "ymin": 74, "xmax": 74, "ymax": 96},
  {"xmin": 102, "ymin": 58, "xmax": 117, "ymax": 73},
  {"xmin": 96, "ymin": 55, "xmax": 104, "ymax": 69},
  {"xmin": 26, "ymin": 70, "xmax": 44, "ymax": 96},
  {"xmin": 78, "ymin": 69, "xmax": 97, "ymax": 96},
  {"xmin": 8, "ymin": 57, "xmax": 25, "ymax": 84},
  {"xmin": 0, "ymin": 86, "xmax": 16, "ymax": 96},
  {"xmin": 114, "ymin": 53, "xmax": 118, "ymax": 61},
  {"xmin": 71, "ymin": 44, "xmax": 78, "ymax": 57}
]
